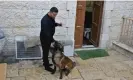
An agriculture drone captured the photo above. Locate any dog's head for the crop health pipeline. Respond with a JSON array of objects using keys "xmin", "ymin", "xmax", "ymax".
[
  {"xmin": 64, "ymin": 61, "xmax": 76, "ymax": 75},
  {"xmin": 65, "ymin": 61, "xmax": 76, "ymax": 69},
  {"xmin": 50, "ymin": 41, "xmax": 64, "ymax": 54},
  {"xmin": 72, "ymin": 62, "xmax": 76, "ymax": 68}
]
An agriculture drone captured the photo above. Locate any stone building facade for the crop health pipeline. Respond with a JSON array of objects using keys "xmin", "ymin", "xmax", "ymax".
[{"xmin": 0, "ymin": 1, "xmax": 133, "ymax": 56}]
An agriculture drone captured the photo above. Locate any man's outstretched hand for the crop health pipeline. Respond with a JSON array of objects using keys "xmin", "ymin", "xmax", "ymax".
[
  {"xmin": 58, "ymin": 23, "xmax": 62, "ymax": 26},
  {"xmin": 55, "ymin": 22, "xmax": 62, "ymax": 27}
]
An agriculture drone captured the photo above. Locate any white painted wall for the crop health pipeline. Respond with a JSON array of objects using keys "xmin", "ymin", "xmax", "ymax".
[{"xmin": 1, "ymin": 1, "xmax": 133, "ymax": 55}]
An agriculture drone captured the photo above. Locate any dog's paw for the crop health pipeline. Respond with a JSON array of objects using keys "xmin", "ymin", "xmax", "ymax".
[
  {"xmin": 51, "ymin": 71, "xmax": 55, "ymax": 74},
  {"xmin": 65, "ymin": 73, "xmax": 69, "ymax": 76},
  {"xmin": 65, "ymin": 73, "xmax": 68, "ymax": 76},
  {"xmin": 59, "ymin": 77, "xmax": 62, "ymax": 79}
]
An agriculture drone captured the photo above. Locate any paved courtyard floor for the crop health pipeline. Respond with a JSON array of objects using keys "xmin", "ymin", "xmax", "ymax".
[{"xmin": 6, "ymin": 50, "xmax": 133, "ymax": 80}]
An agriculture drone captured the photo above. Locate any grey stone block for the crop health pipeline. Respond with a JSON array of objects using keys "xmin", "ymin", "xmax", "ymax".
[
  {"xmin": 103, "ymin": 10, "xmax": 111, "ymax": 19},
  {"xmin": 67, "ymin": 1, "xmax": 77, "ymax": 10},
  {"xmin": 104, "ymin": 1, "xmax": 114, "ymax": 10},
  {"xmin": 0, "ymin": 38, "xmax": 5, "ymax": 53},
  {"xmin": 113, "ymin": 1, "xmax": 127, "ymax": 10},
  {"xmin": 50, "ymin": 1, "xmax": 67, "ymax": 10},
  {"xmin": 68, "ymin": 10, "xmax": 76, "ymax": 18},
  {"xmin": 55, "ymin": 27, "xmax": 67, "ymax": 35},
  {"xmin": 57, "ymin": 39, "xmax": 74, "ymax": 46},
  {"xmin": 24, "ymin": 36, "xmax": 40, "ymax": 49},
  {"xmin": 0, "ymin": 1, "xmax": 50, "ymax": 10}
]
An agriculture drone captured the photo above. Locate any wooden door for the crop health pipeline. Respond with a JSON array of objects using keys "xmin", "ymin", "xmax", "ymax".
[
  {"xmin": 74, "ymin": 1, "xmax": 86, "ymax": 48},
  {"xmin": 90, "ymin": 1, "xmax": 104, "ymax": 47}
]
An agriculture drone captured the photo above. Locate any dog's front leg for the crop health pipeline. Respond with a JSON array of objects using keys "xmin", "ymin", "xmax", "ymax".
[
  {"xmin": 51, "ymin": 65, "xmax": 56, "ymax": 74},
  {"xmin": 59, "ymin": 69, "xmax": 63, "ymax": 79},
  {"xmin": 51, "ymin": 54, "xmax": 56, "ymax": 74},
  {"xmin": 65, "ymin": 69, "xmax": 70, "ymax": 76}
]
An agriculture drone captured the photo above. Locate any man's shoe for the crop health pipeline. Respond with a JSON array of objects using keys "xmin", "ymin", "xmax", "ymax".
[
  {"xmin": 43, "ymin": 63, "xmax": 53, "ymax": 67},
  {"xmin": 49, "ymin": 64, "xmax": 53, "ymax": 66},
  {"xmin": 45, "ymin": 67, "xmax": 54, "ymax": 72}
]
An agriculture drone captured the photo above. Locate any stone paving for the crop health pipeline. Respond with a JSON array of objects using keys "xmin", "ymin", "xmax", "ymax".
[{"xmin": 6, "ymin": 50, "xmax": 133, "ymax": 80}]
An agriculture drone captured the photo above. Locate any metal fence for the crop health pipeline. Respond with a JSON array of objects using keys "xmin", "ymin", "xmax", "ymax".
[{"xmin": 119, "ymin": 17, "xmax": 133, "ymax": 47}]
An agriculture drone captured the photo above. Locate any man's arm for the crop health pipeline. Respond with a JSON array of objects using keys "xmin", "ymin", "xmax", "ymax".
[{"xmin": 55, "ymin": 22, "xmax": 62, "ymax": 27}]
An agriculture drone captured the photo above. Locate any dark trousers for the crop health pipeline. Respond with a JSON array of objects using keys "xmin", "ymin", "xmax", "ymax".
[{"xmin": 40, "ymin": 34, "xmax": 52, "ymax": 67}]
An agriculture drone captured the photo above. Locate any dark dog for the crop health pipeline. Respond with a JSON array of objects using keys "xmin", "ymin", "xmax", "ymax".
[{"xmin": 50, "ymin": 41, "xmax": 76, "ymax": 79}]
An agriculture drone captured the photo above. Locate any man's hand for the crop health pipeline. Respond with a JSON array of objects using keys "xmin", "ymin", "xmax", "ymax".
[
  {"xmin": 58, "ymin": 23, "xmax": 62, "ymax": 26},
  {"xmin": 55, "ymin": 22, "xmax": 62, "ymax": 27}
]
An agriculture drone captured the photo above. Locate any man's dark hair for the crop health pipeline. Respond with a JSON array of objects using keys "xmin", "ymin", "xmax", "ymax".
[{"xmin": 50, "ymin": 7, "xmax": 58, "ymax": 13}]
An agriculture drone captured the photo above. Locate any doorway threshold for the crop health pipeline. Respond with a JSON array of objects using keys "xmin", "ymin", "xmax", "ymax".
[
  {"xmin": 75, "ymin": 47, "xmax": 98, "ymax": 51},
  {"xmin": 82, "ymin": 45, "xmax": 94, "ymax": 48},
  {"xmin": 75, "ymin": 45, "xmax": 98, "ymax": 51}
]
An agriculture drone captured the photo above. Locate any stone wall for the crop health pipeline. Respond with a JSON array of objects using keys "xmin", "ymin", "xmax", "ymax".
[
  {"xmin": 99, "ymin": 1, "xmax": 133, "ymax": 48},
  {"xmin": 1, "ymin": 1, "xmax": 133, "ymax": 55},
  {"xmin": 0, "ymin": 1, "xmax": 77, "ymax": 55}
]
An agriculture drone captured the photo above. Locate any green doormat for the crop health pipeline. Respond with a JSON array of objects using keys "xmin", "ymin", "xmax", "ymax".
[{"xmin": 75, "ymin": 49, "xmax": 109, "ymax": 60}]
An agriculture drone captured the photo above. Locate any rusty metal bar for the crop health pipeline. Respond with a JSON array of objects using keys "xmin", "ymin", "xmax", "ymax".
[
  {"xmin": 119, "ymin": 17, "xmax": 125, "ymax": 42},
  {"xmin": 126, "ymin": 18, "xmax": 130, "ymax": 45}
]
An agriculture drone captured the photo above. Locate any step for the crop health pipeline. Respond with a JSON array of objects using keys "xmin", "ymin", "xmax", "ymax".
[
  {"xmin": 0, "ymin": 63, "xmax": 7, "ymax": 80},
  {"xmin": 112, "ymin": 41, "xmax": 133, "ymax": 59}
]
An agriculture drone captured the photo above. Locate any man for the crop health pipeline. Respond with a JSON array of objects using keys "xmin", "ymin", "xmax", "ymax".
[{"xmin": 40, "ymin": 7, "xmax": 62, "ymax": 72}]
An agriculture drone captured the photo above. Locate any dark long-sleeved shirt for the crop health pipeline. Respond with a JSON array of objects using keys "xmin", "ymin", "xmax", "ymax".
[{"xmin": 40, "ymin": 13, "xmax": 59, "ymax": 40}]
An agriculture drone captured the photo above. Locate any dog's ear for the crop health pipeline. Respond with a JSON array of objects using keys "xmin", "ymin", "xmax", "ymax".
[
  {"xmin": 50, "ymin": 42, "xmax": 55, "ymax": 48},
  {"xmin": 58, "ymin": 42, "xmax": 63, "ymax": 49},
  {"xmin": 73, "ymin": 62, "xmax": 76, "ymax": 67},
  {"xmin": 57, "ymin": 42, "xmax": 63, "ymax": 51},
  {"xmin": 62, "ymin": 52, "xmax": 64, "ymax": 54},
  {"xmin": 54, "ymin": 40, "xmax": 58, "ymax": 44}
]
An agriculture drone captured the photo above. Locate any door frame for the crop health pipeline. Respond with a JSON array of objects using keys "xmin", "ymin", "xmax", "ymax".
[
  {"xmin": 74, "ymin": 1, "xmax": 104, "ymax": 48},
  {"xmin": 74, "ymin": 1, "xmax": 86, "ymax": 48}
]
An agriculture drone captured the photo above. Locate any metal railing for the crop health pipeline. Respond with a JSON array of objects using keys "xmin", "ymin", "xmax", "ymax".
[{"xmin": 119, "ymin": 17, "xmax": 133, "ymax": 47}]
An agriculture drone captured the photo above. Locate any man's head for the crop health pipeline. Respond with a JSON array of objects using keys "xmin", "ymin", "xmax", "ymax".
[{"xmin": 48, "ymin": 7, "xmax": 58, "ymax": 19}]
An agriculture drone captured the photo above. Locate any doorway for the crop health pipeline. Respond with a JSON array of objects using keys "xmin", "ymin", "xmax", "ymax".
[
  {"xmin": 74, "ymin": 1, "xmax": 104, "ymax": 48},
  {"xmin": 83, "ymin": 1, "xmax": 93, "ymax": 47}
]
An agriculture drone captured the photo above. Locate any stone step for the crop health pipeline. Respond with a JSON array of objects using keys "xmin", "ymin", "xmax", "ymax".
[
  {"xmin": 0, "ymin": 63, "xmax": 7, "ymax": 80},
  {"xmin": 112, "ymin": 41, "xmax": 133, "ymax": 59}
]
